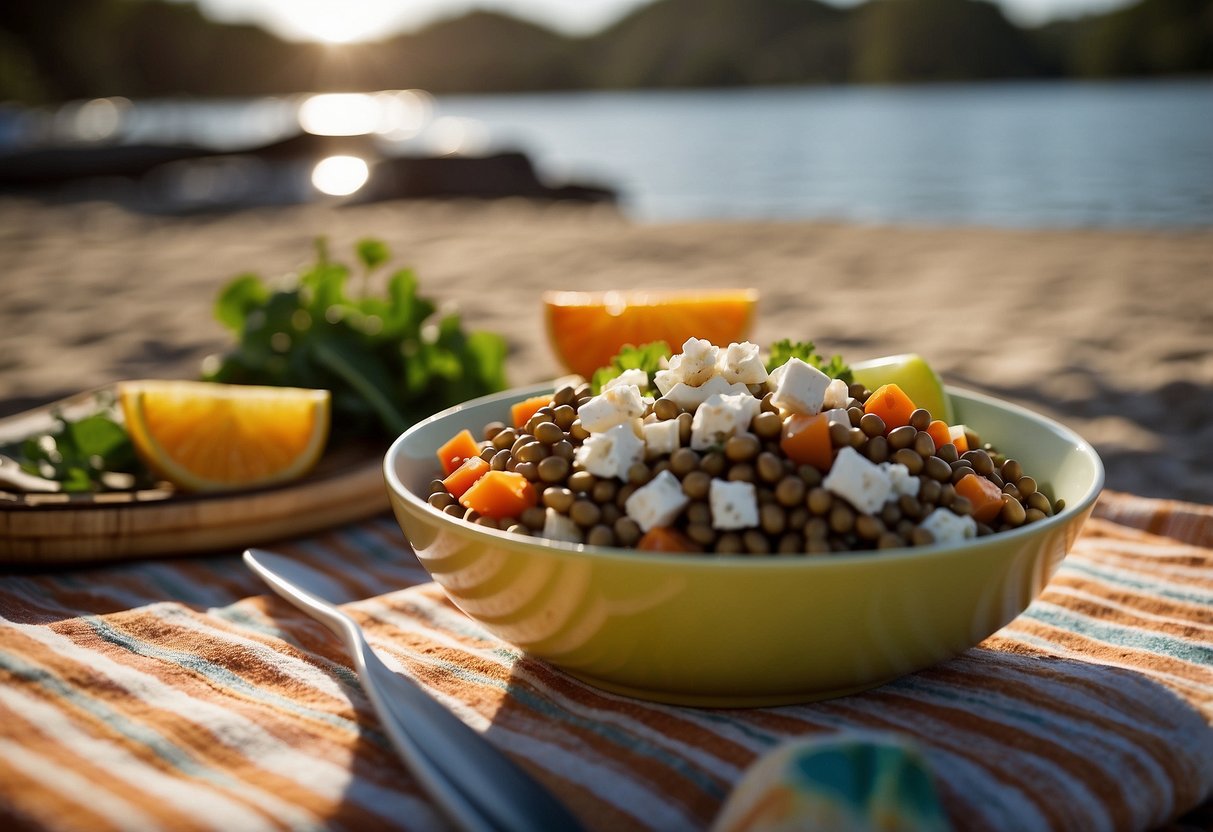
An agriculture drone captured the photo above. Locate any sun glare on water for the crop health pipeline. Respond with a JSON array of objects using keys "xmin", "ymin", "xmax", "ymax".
[
  {"xmin": 311, "ymin": 156, "xmax": 370, "ymax": 196},
  {"xmin": 297, "ymin": 91, "xmax": 432, "ymax": 138}
]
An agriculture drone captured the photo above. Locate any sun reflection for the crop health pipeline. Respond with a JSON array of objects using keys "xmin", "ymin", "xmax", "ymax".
[
  {"xmin": 311, "ymin": 155, "xmax": 370, "ymax": 196},
  {"xmin": 426, "ymin": 116, "xmax": 489, "ymax": 156},
  {"xmin": 373, "ymin": 90, "xmax": 432, "ymax": 139},
  {"xmin": 58, "ymin": 97, "xmax": 131, "ymax": 142},
  {"xmin": 298, "ymin": 93, "xmax": 380, "ymax": 136},
  {"xmin": 297, "ymin": 90, "xmax": 432, "ymax": 138}
]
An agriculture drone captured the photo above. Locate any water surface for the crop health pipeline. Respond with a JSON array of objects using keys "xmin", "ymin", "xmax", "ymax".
[{"xmin": 434, "ymin": 80, "xmax": 1213, "ymax": 227}]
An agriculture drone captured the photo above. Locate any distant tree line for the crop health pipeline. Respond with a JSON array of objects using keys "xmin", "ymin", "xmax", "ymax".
[{"xmin": 1, "ymin": 0, "xmax": 1209, "ymax": 103}]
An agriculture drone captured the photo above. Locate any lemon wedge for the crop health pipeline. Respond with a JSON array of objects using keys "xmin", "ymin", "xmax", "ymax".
[{"xmin": 850, "ymin": 354, "xmax": 953, "ymax": 424}]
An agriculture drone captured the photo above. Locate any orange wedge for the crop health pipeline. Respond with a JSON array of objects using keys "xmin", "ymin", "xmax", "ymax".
[
  {"xmin": 118, "ymin": 380, "xmax": 331, "ymax": 492},
  {"xmin": 543, "ymin": 289, "xmax": 759, "ymax": 379}
]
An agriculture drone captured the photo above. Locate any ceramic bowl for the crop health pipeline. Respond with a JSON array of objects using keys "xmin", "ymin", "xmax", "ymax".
[{"xmin": 384, "ymin": 385, "xmax": 1103, "ymax": 707}]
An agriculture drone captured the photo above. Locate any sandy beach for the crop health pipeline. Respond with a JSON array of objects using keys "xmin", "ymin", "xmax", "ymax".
[{"xmin": 1, "ymin": 196, "xmax": 1210, "ymax": 502}]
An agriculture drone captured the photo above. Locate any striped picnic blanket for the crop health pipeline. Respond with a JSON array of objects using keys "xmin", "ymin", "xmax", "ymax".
[{"xmin": 1, "ymin": 490, "xmax": 1210, "ymax": 831}]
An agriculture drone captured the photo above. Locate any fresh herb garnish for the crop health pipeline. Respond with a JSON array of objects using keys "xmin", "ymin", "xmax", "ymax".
[
  {"xmin": 202, "ymin": 238, "xmax": 508, "ymax": 441},
  {"xmin": 590, "ymin": 341, "xmax": 672, "ymax": 394},
  {"xmin": 0, "ymin": 395, "xmax": 155, "ymax": 493},
  {"xmin": 765, "ymin": 339, "xmax": 852, "ymax": 383}
]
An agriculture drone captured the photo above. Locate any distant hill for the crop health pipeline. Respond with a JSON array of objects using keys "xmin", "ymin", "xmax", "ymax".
[
  {"xmin": 584, "ymin": 0, "xmax": 852, "ymax": 87},
  {"xmin": 370, "ymin": 12, "xmax": 586, "ymax": 93},
  {"xmin": 851, "ymin": 0, "xmax": 1045, "ymax": 81},
  {"xmin": 1, "ymin": 0, "xmax": 1209, "ymax": 103}
]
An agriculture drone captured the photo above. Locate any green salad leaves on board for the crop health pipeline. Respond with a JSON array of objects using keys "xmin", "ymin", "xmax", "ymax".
[
  {"xmin": 1, "ymin": 239, "xmax": 507, "ymax": 494},
  {"xmin": 203, "ymin": 239, "xmax": 508, "ymax": 442},
  {"xmin": 0, "ymin": 395, "xmax": 156, "ymax": 493}
]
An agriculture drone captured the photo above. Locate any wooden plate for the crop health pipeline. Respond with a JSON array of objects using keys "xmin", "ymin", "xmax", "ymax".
[{"xmin": 0, "ymin": 389, "xmax": 390, "ymax": 565}]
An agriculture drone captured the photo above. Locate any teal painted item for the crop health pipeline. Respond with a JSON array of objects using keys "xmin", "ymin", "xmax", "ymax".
[{"xmin": 714, "ymin": 733, "xmax": 951, "ymax": 832}]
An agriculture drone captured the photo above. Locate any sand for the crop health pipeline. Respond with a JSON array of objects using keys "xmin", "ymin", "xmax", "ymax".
[{"xmin": 1, "ymin": 196, "xmax": 1210, "ymax": 502}]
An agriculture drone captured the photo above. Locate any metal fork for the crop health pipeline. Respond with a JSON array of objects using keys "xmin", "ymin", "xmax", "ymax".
[{"xmin": 243, "ymin": 548, "xmax": 584, "ymax": 832}]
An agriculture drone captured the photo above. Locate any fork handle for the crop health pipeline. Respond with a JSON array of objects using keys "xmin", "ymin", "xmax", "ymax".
[{"xmin": 243, "ymin": 549, "xmax": 584, "ymax": 832}]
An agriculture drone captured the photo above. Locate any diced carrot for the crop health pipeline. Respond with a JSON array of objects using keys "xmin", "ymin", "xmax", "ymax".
[
  {"xmin": 459, "ymin": 470, "xmax": 538, "ymax": 519},
  {"xmin": 510, "ymin": 394, "xmax": 553, "ymax": 429},
  {"xmin": 955, "ymin": 473, "xmax": 1004, "ymax": 523},
  {"xmin": 442, "ymin": 456, "xmax": 490, "ymax": 498},
  {"xmin": 926, "ymin": 420, "xmax": 953, "ymax": 452},
  {"xmin": 948, "ymin": 425, "xmax": 970, "ymax": 453},
  {"xmin": 437, "ymin": 429, "xmax": 482, "ymax": 475},
  {"xmin": 780, "ymin": 412, "xmax": 833, "ymax": 471},
  {"xmin": 864, "ymin": 383, "xmax": 918, "ymax": 431},
  {"xmin": 637, "ymin": 526, "xmax": 701, "ymax": 553}
]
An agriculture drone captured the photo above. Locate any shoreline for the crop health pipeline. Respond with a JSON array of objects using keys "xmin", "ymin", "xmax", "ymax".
[{"xmin": 2, "ymin": 197, "xmax": 1210, "ymax": 502}]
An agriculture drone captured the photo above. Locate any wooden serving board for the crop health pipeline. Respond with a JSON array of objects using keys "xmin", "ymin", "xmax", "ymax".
[{"xmin": 0, "ymin": 390, "xmax": 391, "ymax": 565}]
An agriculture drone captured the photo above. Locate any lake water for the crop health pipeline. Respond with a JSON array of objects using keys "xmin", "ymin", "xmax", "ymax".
[
  {"xmin": 4, "ymin": 80, "xmax": 1210, "ymax": 227},
  {"xmin": 432, "ymin": 80, "xmax": 1213, "ymax": 227}
]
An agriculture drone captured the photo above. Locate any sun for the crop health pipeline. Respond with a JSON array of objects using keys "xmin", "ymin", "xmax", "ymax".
[{"xmin": 285, "ymin": 1, "xmax": 394, "ymax": 44}]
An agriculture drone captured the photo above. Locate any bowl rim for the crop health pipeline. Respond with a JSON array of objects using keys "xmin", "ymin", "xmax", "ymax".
[{"xmin": 384, "ymin": 382, "xmax": 1105, "ymax": 569}]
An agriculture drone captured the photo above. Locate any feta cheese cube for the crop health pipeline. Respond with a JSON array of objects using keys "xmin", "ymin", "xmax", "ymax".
[
  {"xmin": 918, "ymin": 508, "xmax": 977, "ymax": 544},
  {"xmin": 676, "ymin": 337, "xmax": 720, "ymax": 386},
  {"xmin": 881, "ymin": 462, "xmax": 920, "ymax": 498},
  {"xmin": 626, "ymin": 417, "xmax": 646, "ymax": 438},
  {"xmin": 765, "ymin": 360, "xmax": 788, "ymax": 393},
  {"xmin": 543, "ymin": 508, "xmax": 583, "ymax": 543},
  {"xmin": 664, "ymin": 375, "xmax": 755, "ymax": 413},
  {"xmin": 577, "ymin": 384, "xmax": 646, "ymax": 433},
  {"xmin": 767, "ymin": 357, "xmax": 820, "ymax": 393},
  {"xmin": 573, "ymin": 423, "xmax": 645, "ymax": 479},
  {"xmin": 823, "ymin": 378, "xmax": 851, "ymax": 410},
  {"xmin": 824, "ymin": 407, "xmax": 851, "ymax": 429},
  {"xmin": 691, "ymin": 393, "xmax": 755, "ymax": 450},
  {"xmin": 642, "ymin": 419, "xmax": 680, "ymax": 458},
  {"xmin": 717, "ymin": 341, "xmax": 768, "ymax": 385},
  {"xmin": 661, "ymin": 382, "xmax": 698, "ymax": 410},
  {"xmin": 822, "ymin": 446, "xmax": 894, "ymax": 515},
  {"xmin": 709, "ymin": 479, "xmax": 760, "ymax": 530},
  {"xmin": 624, "ymin": 470, "xmax": 690, "ymax": 532},
  {"xmin": 769, "ymin": 358, "xmax": 831, "ymax": 416},
  {"xmin": 603, "ymin": 368, "xmax": 650, "ymax": 392},
  {"xmin": 654, "ymin": 366, "xmax": 681, "ymax": 396}
]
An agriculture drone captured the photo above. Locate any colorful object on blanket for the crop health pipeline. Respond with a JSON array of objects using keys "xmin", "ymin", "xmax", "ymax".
[{"xmin": 714, "ymin": 733, "xmax": 950, "ymax": 832}]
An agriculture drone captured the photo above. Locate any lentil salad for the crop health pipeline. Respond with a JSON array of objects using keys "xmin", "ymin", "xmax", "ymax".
[{"xmin": 426, "ymin": 339, "xmax": 1062, "ymax": 555}]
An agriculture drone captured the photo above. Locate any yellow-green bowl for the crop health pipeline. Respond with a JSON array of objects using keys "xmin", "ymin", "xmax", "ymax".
[{"xmin": 384, "ymin": 385, "xmax": 1103, "ymax": 707}]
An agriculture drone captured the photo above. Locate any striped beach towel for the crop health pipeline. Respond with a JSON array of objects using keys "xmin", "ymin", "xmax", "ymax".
[{"xmin": 1, "ymin": 490, "xmax": 1210, "ymax": 831}]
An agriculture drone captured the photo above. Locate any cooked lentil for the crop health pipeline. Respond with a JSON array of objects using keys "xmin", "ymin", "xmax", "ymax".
[
  {"xmin": 859, "ymin": 412, "xmax": 886, "ymax": 437},
  {"xmin": 864, "ymin": 435, "xmax": 890, "ymax": 464},
  {"xmin": 428, "ymin": 348, "xmax": 1063, "ymax": 555}
]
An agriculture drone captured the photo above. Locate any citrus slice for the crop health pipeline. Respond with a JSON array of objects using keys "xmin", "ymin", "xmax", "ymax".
[
  {"xmin": 543, "ymin": 289, "xmax": 759, "ymax": 379},
  {"xmin": 850, "ymin": 354, "xmax": 953, "ymax": 424},
  {"xmin": 118, "ymin": 380, "xmax": 331, "ymax": 492}
]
